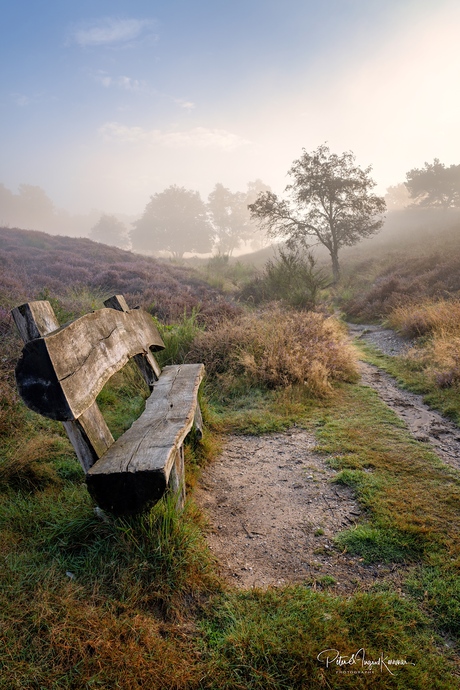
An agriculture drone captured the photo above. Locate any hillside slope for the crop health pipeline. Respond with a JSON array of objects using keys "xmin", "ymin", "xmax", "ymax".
[{"xmin": 0, "ymin": 227, "xmax": 237, "ymax": 325}]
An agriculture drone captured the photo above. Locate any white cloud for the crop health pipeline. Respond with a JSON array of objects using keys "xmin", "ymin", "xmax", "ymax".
[
  {"xmin": 175, "ymin": 99, "xmax": 196, "ymax": 111},
  {"xmin": 92, "ymin": 71, "xmax": 146, "ymax": 91},
  {"xmin": 74, "ymin": 18, "xmax": 156, "ymax": 48},
  {"xmin": 93, "ymin": 71, "xmax": 112, "ymax": 88},
  {"xmin": 99, "ymin": 122, "xmax": 251, "ymax": 151},
  {"xmin": 118, "ymin": 76, "xmax": 145, "ymax": 92}
]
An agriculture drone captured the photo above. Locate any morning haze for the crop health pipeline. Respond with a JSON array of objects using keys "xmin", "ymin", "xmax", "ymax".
[{"xmin": 1, "ymin": 0, "xmax": 459, "ymax": 238}]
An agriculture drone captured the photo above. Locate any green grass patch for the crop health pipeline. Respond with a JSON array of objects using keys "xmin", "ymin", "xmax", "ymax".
[
  {"xmin": 200, "ymin": 587, "xmax": 455, "ymax": 689},
  {"xmin": 405, "ymin": 566, "xmax": 460, "ymax": 638},
  {"xmin": 310, "ymin": 384, "xmax": 460, "ymax": 563},
  {"xmin": 335, "ymin": 523, "xmax": 423, "ymax": 564}
]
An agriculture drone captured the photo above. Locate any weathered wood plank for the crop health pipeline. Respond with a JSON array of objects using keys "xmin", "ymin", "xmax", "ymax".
[
  {"xmin": 15, "ymin": 307, "xmax": 165, "ymax": 420},
  {"xmin": 11, "ymin": 301, "xmax": 60, "ymax": 342},
  {"xmin": 104, "ymin": 295, "xmax": 161, "ymax": 385},
  {"xmin": 11, "ymin": 299, "xmax": 114, "ymax": 472},
  {"xmin": 63, "ymin": 404, "xmax": 114, "ymax": 473},
  {"xmin": 86, "ymin": 363, "xmax": 204, "ymax": 514}
]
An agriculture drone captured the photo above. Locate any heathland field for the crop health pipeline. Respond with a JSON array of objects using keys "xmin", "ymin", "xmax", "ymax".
[{"xmin": 1, "ymin": 223, "xmax": 459, "ymax": 688}]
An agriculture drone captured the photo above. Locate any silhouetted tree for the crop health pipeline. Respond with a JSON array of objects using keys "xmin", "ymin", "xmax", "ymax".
[
  {"xmin": 385, "ymin": 183, "xmax": 410, "ymax": 211},
  {"xmin": 90, "ymin": 214, "xmax": 128, "ymax": 248},
  {"xmin": 249, "ymin": 144, "xmax": 386, "ymax": 282},
  {"xmin": 208, "ymin": 183, "xmax": 251, "ymax": 256},
  {"xmin": 244, "ymin": 179, "xmax": 272, "ymax": 250},
  {"xmin": 405, "ymin": 159, "xmax": 460, "ymax": 209},
  {"xmin": 131, "ymin": 185, "xmax": 213, "ymax": 258}
]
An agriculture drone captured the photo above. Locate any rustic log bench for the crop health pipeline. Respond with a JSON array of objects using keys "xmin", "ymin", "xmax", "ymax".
[{"xmin": 11, "ymin": 295, "xmax": 204, "ymax": 515}]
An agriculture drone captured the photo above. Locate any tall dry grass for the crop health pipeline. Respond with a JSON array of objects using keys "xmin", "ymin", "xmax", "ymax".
[
  {"xmin": 190, "ymin": 308, "xmax": 358, "ymax": 396},
  {"xmin": 388, "ymin": 298, "xmax": 460, "ymax": 338},
  {"xmin": 389, "ymin": 298, "xmax": 460, "ymax": 388}
]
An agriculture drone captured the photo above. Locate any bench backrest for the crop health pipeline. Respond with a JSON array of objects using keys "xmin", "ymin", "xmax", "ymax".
[{"xmin": 12, "ymin": 295, "xmax": 165, "ymax": 473}]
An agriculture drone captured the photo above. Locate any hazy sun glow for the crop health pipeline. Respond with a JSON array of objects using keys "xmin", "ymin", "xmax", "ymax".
[{"xmin": 1, "ymin": 0, "xmax": 459, "ymax": 221}]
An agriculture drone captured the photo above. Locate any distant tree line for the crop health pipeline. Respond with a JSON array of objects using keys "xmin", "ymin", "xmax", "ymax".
[
  {"xmin": 385, "ymin": 159, "xmax": 460, "ymax": 211},
  {"xmin": 127, "ymin": 179, "xmax": 271, "ymax": 259},
  {"xmin": 3, "ymin": 153, "xmax": 459, "ymax": 270}
]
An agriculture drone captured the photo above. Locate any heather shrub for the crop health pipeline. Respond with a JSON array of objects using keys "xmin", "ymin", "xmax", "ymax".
[
  {"xmin": 0, "ymin": 226, "xmax": 239, "ymax": 327},
  {"xmin": 342, "ymin": 253, "xmax": 460, "ymax": 321},
  {"xmin": 189, "ymin": 308, "xmax": 358, "ymax": 396}
]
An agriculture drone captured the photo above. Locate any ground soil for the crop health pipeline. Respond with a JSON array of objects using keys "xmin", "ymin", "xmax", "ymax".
[{"xmin": 195, "ymin": 324, "xmax": 460, "ymax": 591}]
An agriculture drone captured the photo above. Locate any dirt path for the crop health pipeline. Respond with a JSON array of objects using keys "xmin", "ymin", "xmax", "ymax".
[
  {"xmin": 195, "ymin": 429, "xmax": 403, "ymax": 591},
  {"xmin": 359, "ymin": 362, "xmax": 460, "ymax": 471},
  {"xmin": 195, "ymin": 324, "xmax": 460, "ymax": 590},
  {"xmin": 350, "ymin": 322, "xmax": 460, "ymax": 471}
]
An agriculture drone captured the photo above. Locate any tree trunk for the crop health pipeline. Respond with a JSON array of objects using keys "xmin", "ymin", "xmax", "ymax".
[{"xmin": 330, "ymin": 250, "xmax": 340, "ymax": 284}]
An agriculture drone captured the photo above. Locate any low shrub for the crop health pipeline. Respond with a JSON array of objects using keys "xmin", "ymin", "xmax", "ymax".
[
  {"xmin": 189, "ymin": 308, "xmax": 358, "ymax": 396},
  {"xmin": 240, "ymin": 248, "xmax": 330, "ymax": 308}
]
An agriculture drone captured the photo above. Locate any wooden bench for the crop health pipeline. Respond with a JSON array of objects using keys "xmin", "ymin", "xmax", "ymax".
[{"xmin": 11, "ymin": 295, "xmax": 204, "ymax": 515}]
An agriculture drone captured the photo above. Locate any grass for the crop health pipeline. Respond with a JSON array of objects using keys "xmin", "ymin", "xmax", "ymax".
[
  {"xmin": 2, "ymin": 367, "xmax": 459, "ymax": 686},
  {"xmin": 1, "ymin": 246, "xmax": 460, "ymax": 686},
  {"xmin": 200, "ymin": 587, "xmax": 455, "ymax": 689}
]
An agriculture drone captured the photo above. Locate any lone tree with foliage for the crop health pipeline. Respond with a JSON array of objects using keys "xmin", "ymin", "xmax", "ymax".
[
  {"xmin": 90, "ymin": 214, "xmax": 127, "ymax": 248},
  {"xmin": 249, "ymin": 144, "xmax": 386, "ymax": 283},
  {"xmin": 131, "ymin": 185, "xmax": 213, "ymax": 258},
  {"xmin": 405, "ymin": 159, "xmax": 460, "ymax": 209},
  {"xmin": 207, "ymin": 183, "xmax": 251, "ymax": 256}
]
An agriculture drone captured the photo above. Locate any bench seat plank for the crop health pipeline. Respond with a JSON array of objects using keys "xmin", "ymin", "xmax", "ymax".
[{"xmin": 86, "ymin": 363, "xmax": 204, "ymax": 514}]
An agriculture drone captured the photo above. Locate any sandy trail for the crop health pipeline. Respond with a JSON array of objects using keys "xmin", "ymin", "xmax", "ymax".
[{"xmin": 195, "ymin": 325, "xmax": 460, "ymax": 589}]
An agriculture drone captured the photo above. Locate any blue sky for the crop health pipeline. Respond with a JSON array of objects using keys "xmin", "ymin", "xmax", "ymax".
[{"xmin": 1, "ymin": 0, "xmax": 460, "ymax": 215}]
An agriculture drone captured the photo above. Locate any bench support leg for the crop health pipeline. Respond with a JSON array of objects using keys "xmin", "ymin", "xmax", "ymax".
[{"xmin": 168, "ymin": 445, "xmax": 186, "ymax": 511}]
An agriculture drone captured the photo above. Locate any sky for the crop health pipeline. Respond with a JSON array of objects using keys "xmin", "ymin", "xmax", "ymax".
[{"xmin": 1, "ymin": 0, "xmax": 460, "ymax": 217}]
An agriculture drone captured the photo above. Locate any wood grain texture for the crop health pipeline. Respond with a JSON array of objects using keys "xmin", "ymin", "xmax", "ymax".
[
  {"xmin": 86, "ymin": 363, "xmax": 204, "ymax": 514},
  {"xmin": 103, "ymin": 295, "xmax": 161, "ymax": 386},
  {"xmin": 16, "ymin": 307, "xmax": 165, "ymax": 420},
  {"xmin": 11, "ymin": 299, "xmax": 114, "ymax": 472},
  {"xmin": 12, "ymin": 296, "xmax": 204, "ymax": 513},
  {"xmin": 11, "ymin": 301, "xmax": 61, "ymax": 342}
]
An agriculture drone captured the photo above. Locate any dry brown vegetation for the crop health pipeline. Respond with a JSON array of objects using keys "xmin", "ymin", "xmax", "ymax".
[
  {"xmin": 388, "ymin": 298, "xmax": 460, "ymax": 389},
  {"xmin": 190, "ymin": 307, "xmax": 358, "ymax": 395},
  {"xmin": 389, "ymin": 298, "xmax": 460, "ymax": 338}
]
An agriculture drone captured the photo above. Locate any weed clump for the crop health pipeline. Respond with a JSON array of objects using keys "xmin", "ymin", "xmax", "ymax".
[
  {"xmin": 190, "ymin": 308, "xmax": 358, "ymax": 396},
  {"xmin": 0, "ymin": 435, "xmax": 70, "ymax": 492}
]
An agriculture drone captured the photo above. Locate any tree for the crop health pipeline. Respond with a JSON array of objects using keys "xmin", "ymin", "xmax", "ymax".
[
  {"xmin": 249, "ymin": 144, "xmax": 386, "ymax": 282},
  {"xmin": 207, "ymin": 183, "xmax": 251, "ymax": 256},
  {"xmin": 13, "ymin": 184, "xmax": 55, "ymax": 231},
  {"xmin": 405, "ymin": 159, "xmax": 460, "ymax": 209},
  {"xmin": 384, "ymin": 183, "xmax": 410, "ymax": 211},
  {"xmin": 131, "ymin": 185, "xmax": 213, "ymax": 258},
  {"xmin": 90, "ymin": 214, "xmax": 128, "ymax": 248},
  {"xmin": 244, "ymin": 179, "xmax": 272, "ymax": 250}
]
